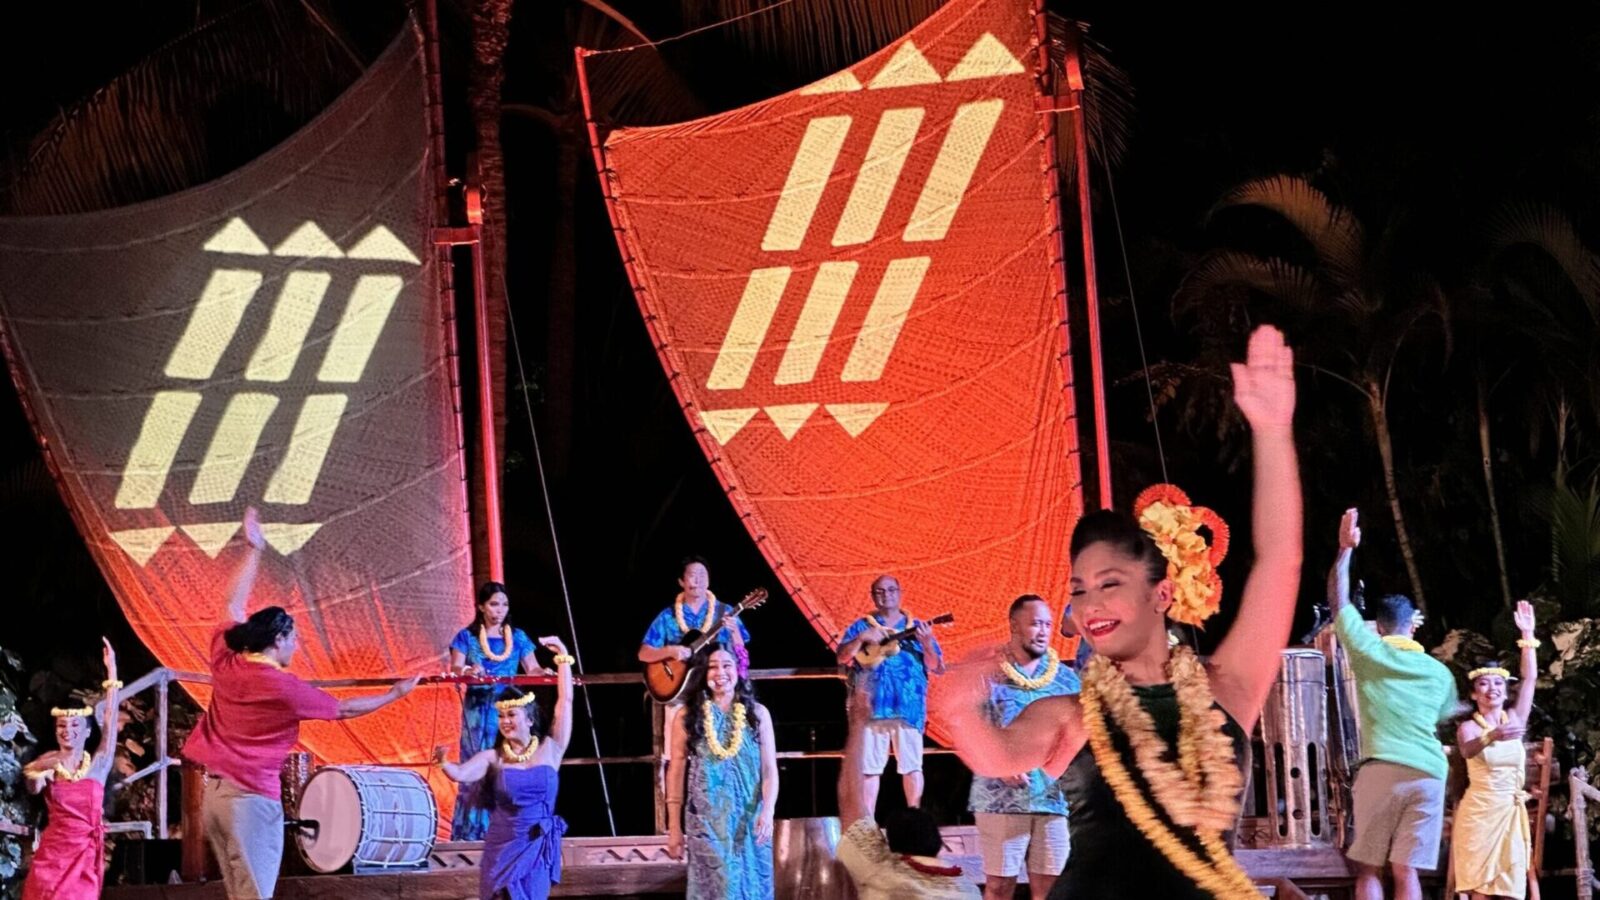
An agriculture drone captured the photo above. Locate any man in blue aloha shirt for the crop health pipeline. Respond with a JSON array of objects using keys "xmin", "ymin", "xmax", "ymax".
[
  {"xmin": 836, "ymin": 574, "xmax": 944, "ymax": 813},
  {"xmin": 637, "ymin": 556, "xmax": 750, "ymax": 787},
  {"xmin": 968, "ymin": 595, "xmax": 1081, "ymax": 900}
]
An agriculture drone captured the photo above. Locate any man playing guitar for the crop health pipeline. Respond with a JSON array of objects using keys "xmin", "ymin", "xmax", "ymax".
[
  {"xmin": 637, "ymin": 556, "xmax": 750, "ymax": 772},
  {"xmin": 835, "ymin": 574, "xmax": 944, "ymax": 812}
]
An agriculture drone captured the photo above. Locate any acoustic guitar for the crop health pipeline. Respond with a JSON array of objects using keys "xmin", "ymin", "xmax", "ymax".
[
  {"xmin": 642, "ymin": 588, "xmax": 768, "ymax": 703},
  {"xmin": 852, "ymin": 613, "xmax": 955, "ymax": 669}
]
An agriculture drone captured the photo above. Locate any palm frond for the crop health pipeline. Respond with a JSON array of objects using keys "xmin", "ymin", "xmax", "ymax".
[
  {"xmin": 1, "ymin": 0, "xmax": 380, "ymax": 215},
  {"xmin": 1173, "ymin": 250, "xmax": 1324, "ymax": 320},
  {"xmin": 1547, "ymin": 474, "xmax": 1600, "ymax": 617},
  {"xmin": 1487, "ymin": 202, "xmax": 1600, "ymax": 321},
  {"xmin": 573, "ymin": 10, "xmax": 706, "ymax": 127},
  {"xmin": 1046, "ymin": 15, "xmax": 1136, "ymax": 174},
  {"xmin": 1213, "ymin": 175, "xmax": 1365, "ymax": 288},
  {"xmin": 1366, "ymin": 282, "xmax": 1451, "ymax": 393},
  {"xmin": 578, "ymin": 0, "xmax": 651, "ymax": 44}
]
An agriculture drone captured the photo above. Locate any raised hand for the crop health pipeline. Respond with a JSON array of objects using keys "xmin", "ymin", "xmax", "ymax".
[
  {"xmin": 242, "ymin": 506, "xmax": 266, "ymax": 550},
  {"xmin": 1514, "ymin": 600, "xmax": 1535, "ymax": 637},
  {"xmin": 538, "ymin": 636, "xmax": 569, "ymax": 657},
  {"xmin": 101, "ymin": 637, "xmax": 118, "ymax": 682},
  {"xmin": 1230, "ymin": 325, "xmax": 1296, "ymax": 432},
  {"xmin": 1338, "ymin": 509, "xmax": 1361, "ymax": 551}
]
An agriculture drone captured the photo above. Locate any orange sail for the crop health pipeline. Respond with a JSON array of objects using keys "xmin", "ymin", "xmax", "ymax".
[{"xmin": 580, "ymin": 0, "xmax": 1084, "ymax": 741}]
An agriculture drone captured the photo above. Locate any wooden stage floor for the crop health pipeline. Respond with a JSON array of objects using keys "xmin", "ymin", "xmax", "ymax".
[{"xmin": 103, "ymin": 826, "xmax": 1358, "ymax": 899}]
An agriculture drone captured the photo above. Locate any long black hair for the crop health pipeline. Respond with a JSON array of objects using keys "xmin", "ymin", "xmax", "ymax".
[
  {"xmin": 470, "ymin": 581, "xmax": 514, "ymax": 631},
  {"xmin": 683, "ymin": 643, "xmax": 761, "ymax": 753},
  {"xmin": 223, "ymin": 607, "xmax": 294, "ymax": 653},
  {"xmin": 1069, "ymin": 509, "xmax": 1166, "ymax": 583}
]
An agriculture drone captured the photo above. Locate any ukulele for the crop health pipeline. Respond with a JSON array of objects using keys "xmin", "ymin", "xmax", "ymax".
[
  {"xmin": 642, "ymin": 588, "xmax": 768, "ymax": 703},
  {"xmin": 852, "ymin": 613, "xmax": 955, "ymax": 669}
]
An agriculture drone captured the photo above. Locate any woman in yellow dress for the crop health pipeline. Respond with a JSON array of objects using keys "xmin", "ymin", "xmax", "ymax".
[{"xmin": 1452, "ymin": 600, "xmax": 1539, "ymax": 900}]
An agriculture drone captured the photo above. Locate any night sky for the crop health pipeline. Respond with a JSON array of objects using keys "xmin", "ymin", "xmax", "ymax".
[{"xmin": 0, "ymin": 1, "xmax": 1594, "ymax": 835}]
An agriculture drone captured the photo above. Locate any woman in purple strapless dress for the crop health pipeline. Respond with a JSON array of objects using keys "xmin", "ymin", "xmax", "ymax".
[{"xmin": 439, "ymin": 636, "xmax": 574, "ymax": 900}]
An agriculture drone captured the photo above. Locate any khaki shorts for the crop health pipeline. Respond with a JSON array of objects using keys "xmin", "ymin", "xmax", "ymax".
[
  {"xmin": 861, "ymin": 719, "xmax": 923, "ymax": 776},
  {"xmin": 1348, "ymin": 760, "xmax": 1444, "ymax": 870},
  {"xmin": 975, "ymin": 812, "xmax": 1070, "ymax": 878},
  {"xmin": 204, "ymin": 776, "xmax": 285, "ymax": 899},
  {"xmin": 661, "ymin": 701, "xmax": 684, "ymax": 762}
]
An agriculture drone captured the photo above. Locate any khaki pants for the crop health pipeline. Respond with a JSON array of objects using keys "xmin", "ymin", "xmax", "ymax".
[{"xmin": 203, "ymin": 776, "xmax": 284, "ymax": 899}]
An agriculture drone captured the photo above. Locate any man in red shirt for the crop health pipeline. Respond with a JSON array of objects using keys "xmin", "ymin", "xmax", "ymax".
[{"xmin": 182, "ymin": 509, "xmax": 419, "ymax": 899}]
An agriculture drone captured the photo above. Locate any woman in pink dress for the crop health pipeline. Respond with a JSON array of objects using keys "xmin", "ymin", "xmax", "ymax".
[{"xmin": 21, "ymin": 637, "xmax": 120, "ymax": 900}]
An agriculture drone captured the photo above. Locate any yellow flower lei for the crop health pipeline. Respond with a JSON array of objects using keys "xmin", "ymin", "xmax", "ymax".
[
  {"xmin": 999, "ymin": 649, "xmax": 1060, "ymax": 691},
  {"xmin": 54, "ymin": 752, "xmax": 93, "ymax": 782},
  {"xmin": 1081, "ymin": 650, "xmax": 1261, "ymax": 898},
  {"xmin": 1380, "ymin": 635, "xmax": 1424, "ymax": 653},
  {"xmin": 1473, "ymin": 710, "xmax": 1509, "ymax": 742},
  {"xmin": 478, "ymin": 624, "xmax": 514, "ymax": 662},
  {"xmin": 500, "ymin": 737, "xmax": 539, "ymax": 764},
  {"xmin": 675, "ymin": 591, "xmax": 718, "ymax": 634},
  {"xmin": 242, "ymin": 652, "xmax": 284, "ymax": 670},
  {"xmin": 703, "ymin": 701, "xmax": 747, "ymax": 761},
  {"xmin": 494, "ymin": 691, "xmax": 539, "ymax": 712}
]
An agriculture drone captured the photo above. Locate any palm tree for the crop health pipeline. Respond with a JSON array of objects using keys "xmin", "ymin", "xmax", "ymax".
[
  {"xmin": 1457, "ymin": 203, "xmax": 1600, "ymax": 608},
  {"xmin": 1175, "ymin": 174, "xmax": 1447, "ymax": 611},
  {"xmin": 465, "ymin": 0, "xmax": 514, "ymax": 581}
]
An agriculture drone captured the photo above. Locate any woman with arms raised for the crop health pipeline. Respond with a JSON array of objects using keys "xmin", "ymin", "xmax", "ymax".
[
  {"xmin": 437, "ymin": 636, "xmax": 575, "ymax": 900},
  {"xmin": 940, "ymin": 325, "xmax": 1302, "ymax": 899}
]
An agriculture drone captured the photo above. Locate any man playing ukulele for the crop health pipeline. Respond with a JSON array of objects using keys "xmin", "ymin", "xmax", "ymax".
[{"xmin": 836, "ymin": 574, "xmax": 945, "ymax": 812}]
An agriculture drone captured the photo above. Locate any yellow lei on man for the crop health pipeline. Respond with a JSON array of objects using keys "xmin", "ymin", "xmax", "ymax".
[{"xmin": 1000, "ymin": 649, "xmax": 1060, "ymax": 690}]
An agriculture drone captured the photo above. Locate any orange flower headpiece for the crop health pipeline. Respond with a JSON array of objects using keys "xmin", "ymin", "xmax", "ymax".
[{"xmin": 1133, "ymin": 484, "xmax": 1230, "ymax": 627}]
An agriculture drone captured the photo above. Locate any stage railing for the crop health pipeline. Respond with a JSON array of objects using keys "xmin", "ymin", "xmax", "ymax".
[
  {"xmin": 107, "ymin": 667, "xmax": 209, "ymax": 840},
  {"xmin": 1571, "ymin": 767, "xmax": 1600, "ymax": 900},
  {"xmin": 109, "ymin": 665, "xmax": 960, "ymax": 842}
]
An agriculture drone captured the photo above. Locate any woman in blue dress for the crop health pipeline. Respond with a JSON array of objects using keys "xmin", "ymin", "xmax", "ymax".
[
  {"xmin": 437, "ymin": 635, "xmax": 573, "ymax": 900},
  {"xmin": 666, "ymin": 644, "xmax": 779, "ymax": 900},
  {"xmin": 448, "ymin": 581, "xmax": 544, "ymax": 839}
]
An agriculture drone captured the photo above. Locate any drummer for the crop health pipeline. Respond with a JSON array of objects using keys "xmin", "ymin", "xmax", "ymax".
[{"xmin": 181, "ymin": 508, "xmax": 419, "ymax": 900}]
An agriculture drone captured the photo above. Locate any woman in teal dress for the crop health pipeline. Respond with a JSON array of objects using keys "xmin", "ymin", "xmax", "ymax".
[
  {"xmin": 448, "ymin": 581, "xmax": 543, "ymax": 840},
  {"xmin": 666, "ymin": 644, "xmax": 778, "ymax": 900}
]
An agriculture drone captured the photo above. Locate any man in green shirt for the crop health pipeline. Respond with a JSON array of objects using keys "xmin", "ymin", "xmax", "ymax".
[{"xmin": 1329, "ymin": 509, "xmax": 1460, "ymax": 900}]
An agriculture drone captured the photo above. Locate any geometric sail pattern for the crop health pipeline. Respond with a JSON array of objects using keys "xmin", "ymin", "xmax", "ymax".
[
  {"xmin": 583, "ymin": 0, "xmax": 1082, "ymax": 741},
  {"xmin": 0, "ymin": 26, "xmax": 470, "ymax": 823}
]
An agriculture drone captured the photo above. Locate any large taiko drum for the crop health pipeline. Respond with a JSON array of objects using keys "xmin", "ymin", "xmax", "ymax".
[{"xmin": 295, "ymin": 765, "xmax": 437, "ymax": 873}]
